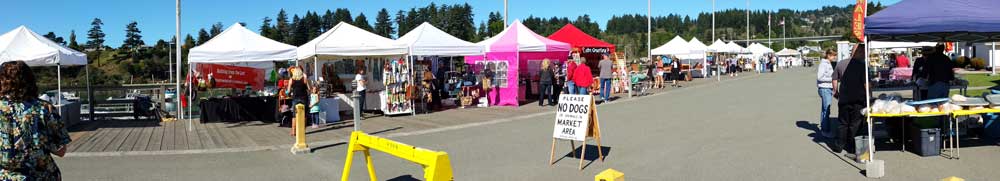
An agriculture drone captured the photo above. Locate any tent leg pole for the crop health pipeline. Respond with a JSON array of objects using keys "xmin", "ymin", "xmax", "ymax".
[{"xmin": 57, "ymin": 64, "xmax": 62, "ymax": 113}]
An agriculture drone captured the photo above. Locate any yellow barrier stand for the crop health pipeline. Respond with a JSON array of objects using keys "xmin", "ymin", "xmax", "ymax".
[
  {"xmin": 341, "ymin": 131, "xmax": 453, "ymax": 181},
  {"xmin": 595, "ymin": 168, "xmax": 624, "ymax": 181},
  {"xmin": 290, "ymin": 104, "xmax": 310, "ymax": 154},
  {"xmin": 941, "ymin": 176, "xmax": 965, "ymax": 181}
]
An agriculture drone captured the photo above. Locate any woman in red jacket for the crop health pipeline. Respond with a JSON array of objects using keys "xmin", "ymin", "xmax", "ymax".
[{"xmin": 573, "ymin": 61, "xmax": 594, "ymax": 95}]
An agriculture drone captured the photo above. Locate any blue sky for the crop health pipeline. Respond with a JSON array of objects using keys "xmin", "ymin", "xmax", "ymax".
[{"xmin": 1, "ymin": 0, "xmax": 899, "ymax": 46}]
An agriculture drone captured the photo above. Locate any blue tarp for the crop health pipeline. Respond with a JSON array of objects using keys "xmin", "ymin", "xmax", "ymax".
[{"xmin": 866, "ymin": 0, "xmax": 1000, "ymax": 42}]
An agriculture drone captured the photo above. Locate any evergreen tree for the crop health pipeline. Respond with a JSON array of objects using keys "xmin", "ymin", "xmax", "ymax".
[
  {"xmin": 86, "ymin": 18, "xmax": 106, "ymax": 50},
  {"xmin": 354, "ymin": 13, "xmax": 374, "ymax": 32},
  {"xmin": 333, "ymin": 8, "xmax": 353, "ymax": 24},
  {"xmin": 321, "ymin": 10, "xmax": 335, "ymax": 31},
  {"xmin": 394, "ymin": 10, "xmax": 408, "ymax": 37},
  {"xmin": 374, "ymin": 8, "xmax": 395, "ymax": 38},
  {"xmin": 487, "ymin": 12, "xmax": 504, "ymax": 37},
  {"xmin": 289, "ymin": 15, "xmax": 304, "ymax": 45},
  {"xmin": 68, "ymin": 30, "xmax": 81, "ymax": 50},
  {"xmin": 209, "ymin": 22, "xmax": 224, "ymax": 37},
  {"xmin": 304, "ymin": 11, "xmax": 322, "ymax": 41},
  {"xmin": 43, "ymin": 32, "xmax": 66, "ymax": 45},
  {"xmin": 197, "ymin": 28, "xmax": 210, "ymax": 45},
  {"xmin": 275, "ymin": 9, "xmax": 290, "ymax": 43},
  {"xmin": 260, "ymin": 17, "xmax": 275, "ymax": 39},
  {"xmin": 121, "ymin": 21, "xmax": 145, "ymax": 51}
]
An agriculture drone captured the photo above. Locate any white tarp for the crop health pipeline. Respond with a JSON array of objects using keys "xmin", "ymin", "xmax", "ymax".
[
  {"xmin": 687, "ymin": 37, "xmax": 708, "ymax": 55},
  {"xmin": 747, "ymin": 43, "xmax": 774, "ymax": 57},
  {"xmin": 297, "ymin": 22, "xmax": 407, "ymax": 59},
  {"xmin": 726, "ymin": 41, "xmax": 748, "ymax": 54},
  {"xmin": 0, "ymin": 26, "xmax": 86, "ymax": 66},
  {"xmin": 707, "ymin": 39, "xmax": 729, "ymax": 53},
  {"xmin": 869, "ymin": 41, "xmax": 936, "ymax": 49},
  {"xmin": 396, "ymin": 22, "xmax": 483, "ymax": 56},
  {"xmin": 651, "ymin": 36, "xmax": 690, "ymax": 55},
  {"xmin": 188, "ymin": 23, "xmax": 296, "ymax": 66},
  {"xmin": 776, "ymin": 48, "xmax": 801, "ymax": 56}
]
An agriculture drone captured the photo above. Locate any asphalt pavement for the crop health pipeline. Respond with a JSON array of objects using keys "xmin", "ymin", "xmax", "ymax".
[{"xmin": 58, "ymin": 68, "xmax": 1000, "ymax": 181}]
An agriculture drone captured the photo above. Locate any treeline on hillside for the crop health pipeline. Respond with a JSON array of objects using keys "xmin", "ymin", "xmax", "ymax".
[{"xmin": 35, "ymin": 2, "xmax": 880, "ymax": 88}]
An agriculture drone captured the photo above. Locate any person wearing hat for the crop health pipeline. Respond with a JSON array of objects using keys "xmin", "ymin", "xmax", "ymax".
[{"xmin": 598, "ymin": 53, "xmax": 614, "ymax": 102}]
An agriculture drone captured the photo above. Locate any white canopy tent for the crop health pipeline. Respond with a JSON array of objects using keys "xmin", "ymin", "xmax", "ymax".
[
  {"xmin": 396, "ymin": 22, "xmax": 483, "ymax": 56},
  {"xmin": 188, "ymin": 23, "xmax": 297, "ymax": 69},
  {"xmin": 747, "ymin": 43, "xmax": 775, "ymax": 58},
  {"xmin": 651, "ymin": 36, "xmax": 691, "ymax": 55},
  {"xmin": 776, "ymin": 48, "xmax": 801, "ymax": 56},
  {"xmin": 680, "ymin": 37, "xmax": 709, "ymax": 77},
  {"xmin": 707, "ymin": 39, "xmax": 729, "ymax": 53},
  {"xmin": 186, "ymin": 23, "xmax": 297, "ymax": 123},
  {"xmin": 297, "ymin": 22, "xmax": 408, "ymax": 60},
  {"xmin": 725, "ymin": 41, "xmax": 748, "ymax": 54},
  {"xmin": 0, "ymin": 25, "xmax": 88, "ymax": 110},
  {"xmin": 298, "ymin": 22, "xmax": 409, "ymax": 115}
]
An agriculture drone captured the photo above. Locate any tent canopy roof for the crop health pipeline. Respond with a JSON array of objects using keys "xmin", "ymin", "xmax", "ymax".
[
  {"xmin": 687, "ymin": 37, "xmax": 708, "ymax": 54},
  {"xmin": 776, "ymin": 48, "xmax": 801, "ymax": 56},
  {"xmin": 707, "ymin": 39, "xmax": 729, "ymax": 53},
  {"xmin": 866, "ymin": 0, "xmax": 1000, "ymax": 42},
  {"xmin": 0, "ymin": 26, "xmax": 87, "ymax": 66},
  {"xmin": 189, "ymin": 23, "xmax": 296, "ymax": 64},
  {"xmin": 651, "ymin": 36, "xmax": 690, "ymax": 55},
  {"xmin": 747, "ymin": 43, "xmax": 775, "ymax": 55},
  {"xmin": 477, "ymin": 20, "xmax": 570, "ymax": 53},
  {"xmin": 396, "ymin": 22, "xmax": 483, "ymax": 56},
  {"xmin": 297, "ymin": 22, "xmax": 407, "ymax": 59},
  {"xmin": 726, "ymin": 41, "xmax": 748, "ymax": 53},
  {"xmin": 547, "ymin": 24, "xmax": 615, "ymax": 51}
]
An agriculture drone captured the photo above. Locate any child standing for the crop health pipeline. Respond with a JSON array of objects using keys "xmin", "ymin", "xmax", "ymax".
[{"xmin": 309, "ymin": 87, "xmax": 321, "ymax": 128}]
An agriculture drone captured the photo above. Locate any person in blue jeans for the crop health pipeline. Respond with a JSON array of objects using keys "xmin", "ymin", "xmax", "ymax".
[
  {"xmin": 817, "ymin": 50, "xmax": 836, "ymax": 138},
  {"xmin": 598, "ymin": 54, "xmax": 614, "ymax": 102}
]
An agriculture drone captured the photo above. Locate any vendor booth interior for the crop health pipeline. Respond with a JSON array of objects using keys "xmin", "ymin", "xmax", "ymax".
[{"xmin": 465, "ymin": 20, "xmax": 570, "ymax": 107}]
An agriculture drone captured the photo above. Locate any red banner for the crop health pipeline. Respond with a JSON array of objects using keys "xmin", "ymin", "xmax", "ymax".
[
  {"xmin": 852, "ymin": 0, "xmax": 867, "ymax": 42},
  {"xmin": 195, "ymin": 63, "xmax": 266, "ymax": 90}
]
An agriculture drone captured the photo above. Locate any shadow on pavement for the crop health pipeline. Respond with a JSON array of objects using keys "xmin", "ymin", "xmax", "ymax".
[
  {"xmin": 552, "ymin": 143, "xmax": 611, "ymax": 170},
  {"xmin": 308, "ymin": 126, "xmax": 404, "ymax": 152},
  {"xmin": 386, "ymin": 175, "xmax": 419, "ymax": 181},
  {"xmin": 795, "ymin": 120, "xmax": 862, "ymax": 172}
]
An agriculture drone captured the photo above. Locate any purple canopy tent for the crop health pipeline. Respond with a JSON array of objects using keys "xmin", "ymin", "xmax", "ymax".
[
  {"xmin": 866, "ymin": 0, "xmax": 1000, "ymax": 42},
  {"xmin": 465, "ymin": 21, "xmax": 571, "ymax": 107}
]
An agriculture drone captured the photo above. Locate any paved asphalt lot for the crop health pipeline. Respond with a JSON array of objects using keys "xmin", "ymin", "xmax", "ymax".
[{"xmin": 58, "ymin": 68, "xmax": 1000, "ymax": 181}]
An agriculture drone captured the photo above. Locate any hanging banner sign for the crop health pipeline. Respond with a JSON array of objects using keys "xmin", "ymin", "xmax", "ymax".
[
  {"xmin": 852, "ymin": 0, "xmax": 867, "ymax": 42},
  {"xmin": 196, "ymin": 63, "xmax": 266, "ymax": 90},
  {"xmin": 582, "ymin": 47, "xmax": 611, "ymax": 54},
  {"xmin": 552, "ymin": 94, "xmax": 593, "ymax": 141}
]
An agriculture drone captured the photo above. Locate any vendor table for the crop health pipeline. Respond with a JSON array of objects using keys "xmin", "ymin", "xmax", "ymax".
[
  {"xmin": 869, "ymin": 109, "xmax": 1000, "ymax": 159},
  {"xmin": 199, "ymin": 96, "xmax": 277, "ymax": 123}
]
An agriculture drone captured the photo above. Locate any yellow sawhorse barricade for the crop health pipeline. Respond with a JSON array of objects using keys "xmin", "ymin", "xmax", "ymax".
[{"xmin": 341, "ymin": 131, "xmax": 453, "ymax": 181}]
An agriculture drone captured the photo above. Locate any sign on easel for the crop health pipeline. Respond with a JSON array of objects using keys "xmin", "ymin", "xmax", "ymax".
[{"xmin": 549, "ymin": 94, "xmax": 604, "ymax": 170}]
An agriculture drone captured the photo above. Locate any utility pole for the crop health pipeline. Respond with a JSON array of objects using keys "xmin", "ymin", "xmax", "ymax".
[
  {"xmin": 768, "ymin": 12, "xmax": 772, "ymax": 48},
  {"xmin": 647, "ymin": 0, "xmax": 652, "ymax": 63},
  {"xmin": 746, "ymin": 0, "xmax": 750, "ymax": 47},
  {"xmin": 783, "ymin": 17, "xmax": 786, "ymax": 49},
  {"xmin": 176, "ymin": 0, "xmax": 188, "ymax": 130},
  {"xmin": 712, "ymin": 0, "xmax": 716, "ymax": 41},
  {"xmin": 504, "ymin": 0, "xmax": 508, "ymax": 25}
]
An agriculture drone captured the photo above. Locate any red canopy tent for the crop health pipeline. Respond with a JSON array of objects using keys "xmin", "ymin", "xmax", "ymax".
[
  {"xmin": 549, "ymin": 24, "xmax": 617, "ymax": 72},
  {"xmin": 549, "ymin": 24, "xmax": 616, "ymax": 54}
]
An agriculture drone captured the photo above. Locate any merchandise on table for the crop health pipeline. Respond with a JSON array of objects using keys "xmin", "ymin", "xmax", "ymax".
[{"xmin": 382, "ymin": 58, "xmax": 414, "ymax": 115}]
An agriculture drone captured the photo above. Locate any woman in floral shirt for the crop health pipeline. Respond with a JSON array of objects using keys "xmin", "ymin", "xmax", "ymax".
[{"xmin": 0, "ymin": 61, "xmax": 71, "ymax": 180}]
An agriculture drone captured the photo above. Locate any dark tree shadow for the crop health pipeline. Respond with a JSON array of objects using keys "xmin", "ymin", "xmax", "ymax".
[
  {"xmin": 386, "ymin": 175, "xmax": 420, "ymax": 181},
  {"xmin": 552, "ymin": 143, "xmax": 612, "ymax": 170},
  {"xmin": 795, "ymin": 120, "xmax": 862, "ymax": 172}
]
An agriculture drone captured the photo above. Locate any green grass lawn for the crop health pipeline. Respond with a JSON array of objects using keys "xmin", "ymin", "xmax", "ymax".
[{"xmin": 960, "ymin": 73, "xmax": 1000, "ymax": 88}]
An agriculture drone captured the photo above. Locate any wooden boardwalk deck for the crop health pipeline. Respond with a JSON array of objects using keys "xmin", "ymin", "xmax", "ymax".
[{"xmin": 64, "ymin": 76, "xmax": 718, "ymax": 154}]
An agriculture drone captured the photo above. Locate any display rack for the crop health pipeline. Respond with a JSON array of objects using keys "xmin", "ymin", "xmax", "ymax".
[{"xmin": 381, "ymin": 58, "xmax": 413, "ymax": 115}]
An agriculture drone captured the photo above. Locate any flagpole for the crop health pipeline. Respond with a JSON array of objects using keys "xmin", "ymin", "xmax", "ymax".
[
  {"xmin": 177, "ymin": 0, "xmax": 189, "ymax": 131},
  {"xmin": 647, "ymin": 0, "xmax": 652, "ymax": 64},
  {"xmin": 711, "ymin": 0, "xmax": 716, "ymax": 41}
]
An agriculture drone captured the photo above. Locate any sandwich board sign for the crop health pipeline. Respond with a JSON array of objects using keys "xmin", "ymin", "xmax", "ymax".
[{"xmin": 549, "ymin": 94, "xmax": 603, "ymax": 170}]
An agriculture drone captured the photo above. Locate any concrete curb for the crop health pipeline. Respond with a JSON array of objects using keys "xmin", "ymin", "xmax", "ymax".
[{"xmin": 64, "ymin": 70, "xmax": 779, "ymax": 157}]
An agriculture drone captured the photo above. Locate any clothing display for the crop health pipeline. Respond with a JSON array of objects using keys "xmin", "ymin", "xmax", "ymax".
[{"xmin": 382, "ymin": 59, "xmax": 413, "ymax": 115}]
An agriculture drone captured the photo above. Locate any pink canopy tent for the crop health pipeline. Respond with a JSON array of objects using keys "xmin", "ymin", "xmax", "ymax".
[{"xmin": 465, "ymin": 20, "xmax": 571, "ymax": 106}]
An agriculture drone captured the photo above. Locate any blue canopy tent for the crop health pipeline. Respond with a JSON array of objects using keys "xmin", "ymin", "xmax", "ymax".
[
  {"xmin": 866, "ymin": 0, "xmax": 1000, "ymax": 42},
  {"xmin": 864, "ymin": 0, "xmax": 1000, "ymax": 162}
]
